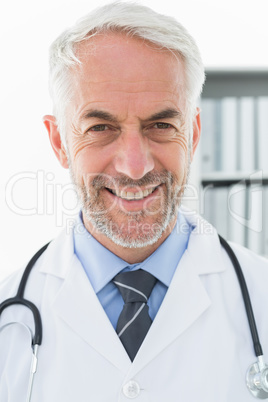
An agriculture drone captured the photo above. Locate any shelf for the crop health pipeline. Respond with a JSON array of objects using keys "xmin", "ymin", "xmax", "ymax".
[{"xmin": 201, "ymin": 172, "xmax": 268, "ymax": 187}]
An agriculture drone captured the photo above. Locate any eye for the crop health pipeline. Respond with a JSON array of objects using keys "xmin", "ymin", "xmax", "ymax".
[
  {"xmin": 144, "ymin": 122, "xmax": 177, "ymax": 143},
  {"xmin": 88, "ymin": 124, "xmax": 109, "ymax": 132},
  {"xmin": 84, "ymin": 123, "xmax": 120, "ymax": 146},
  {"xmin": 153, "ymin": 122, "xmax": 172, "ymax": 129}
]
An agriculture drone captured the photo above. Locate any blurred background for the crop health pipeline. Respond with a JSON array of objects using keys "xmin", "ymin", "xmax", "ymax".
[{"xmin": 1, "ymin": 0, "xmax": 268, "ymax": 280}]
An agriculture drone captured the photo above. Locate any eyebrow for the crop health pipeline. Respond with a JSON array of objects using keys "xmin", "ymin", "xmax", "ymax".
[
  {"xmin": 80, "ymin": 107, "xmax": 182, "ymax": 123},
  {"xmin": 146, "ymin": 108, "xmax": 183, "ymax": 121},
  {"xmin": 80, "ymin": 109, "xmax": 117, "ymax": 123}
]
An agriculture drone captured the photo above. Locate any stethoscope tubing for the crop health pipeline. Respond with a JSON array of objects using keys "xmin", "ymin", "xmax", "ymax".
[
  {"xmin": 218, "ymin": 235, "xmax": 263, "ymax": 357},
  {"xmin": 0, "ymin": 242, "xmax": 50, "ymax": 347}
]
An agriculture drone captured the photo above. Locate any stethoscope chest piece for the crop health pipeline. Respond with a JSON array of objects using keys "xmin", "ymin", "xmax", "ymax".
[{"xmin": 246, "ymin": 356, "xmax": 268, "ymax": 399}]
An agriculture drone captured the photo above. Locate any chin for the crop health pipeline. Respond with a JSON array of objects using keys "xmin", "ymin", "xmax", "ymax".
[{"xmin": 83, "ymin": 204, "xmax": 178, "ymax": 249}]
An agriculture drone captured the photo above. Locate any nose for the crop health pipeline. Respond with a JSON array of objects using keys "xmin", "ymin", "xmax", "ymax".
[{"xmin": 114, "ymin": 130, "xmax": 154, "ymax": 180}]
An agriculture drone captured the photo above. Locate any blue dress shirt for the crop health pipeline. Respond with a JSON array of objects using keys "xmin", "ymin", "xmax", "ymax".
[{"xmin": 73, "ymin": 211, "xmax": 192, "ymax": 329}]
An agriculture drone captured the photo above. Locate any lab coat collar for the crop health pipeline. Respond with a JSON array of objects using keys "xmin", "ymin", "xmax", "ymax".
[
  {"xmin": 39, "ymin": 228, "xmax": 75, "ymax": 278},
  {"xmin": 180, "ymin": 206, "xmax": 226, "ymax": 275}
]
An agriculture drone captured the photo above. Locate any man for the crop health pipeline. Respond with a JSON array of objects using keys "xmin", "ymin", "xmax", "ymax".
[{"xmin": 1, "ymin": 2, "xmax": 268, "ymax": 401}]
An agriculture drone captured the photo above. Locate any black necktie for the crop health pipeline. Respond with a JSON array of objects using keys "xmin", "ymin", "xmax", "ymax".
[{"xmin": 113, "ymin": 269, "xmax": 156, "ymax": 361}]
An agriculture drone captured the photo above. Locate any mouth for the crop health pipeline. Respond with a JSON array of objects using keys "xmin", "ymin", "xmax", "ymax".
[{"xmin": 105, "ymin": 185, "xmax": 159, "ymax": 201}]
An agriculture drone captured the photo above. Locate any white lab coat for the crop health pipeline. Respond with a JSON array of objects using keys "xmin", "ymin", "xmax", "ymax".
[{"xmin": 1, "ymin": 210, "xmax": 268, "ymax": 401}]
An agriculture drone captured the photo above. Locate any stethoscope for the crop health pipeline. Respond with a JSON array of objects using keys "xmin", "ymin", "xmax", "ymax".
[
  {"xmin": 0, "ymin": 242, "xmax": 49, "ymax": 402},
  {"xmin": 0, "ymin": 236, "xmax": 268, "ymax": 400}
]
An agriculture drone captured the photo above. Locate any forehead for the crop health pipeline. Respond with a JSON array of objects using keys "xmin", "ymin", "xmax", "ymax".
[
  {"xmin": 69, "ymin": 32, "xmax": 186, "ymax": 118},
  {"xmin": 75, "ymin": 32, "xmax": 183, "ymax": 78}
]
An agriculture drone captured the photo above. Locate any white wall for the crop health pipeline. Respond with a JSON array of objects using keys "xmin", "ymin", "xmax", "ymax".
[{"xmin": 1, "ymin": 0, "xmax": 268, "ymax": 280}]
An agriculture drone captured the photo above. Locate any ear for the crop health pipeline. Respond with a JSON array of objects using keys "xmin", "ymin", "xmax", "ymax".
[
  {"xmin": 43, "ymin": 115, "xmax": 69, "ymax": 168},
  {"xmin": 190, "ymin": 107, "xmax": 201, "ymax": 161}
]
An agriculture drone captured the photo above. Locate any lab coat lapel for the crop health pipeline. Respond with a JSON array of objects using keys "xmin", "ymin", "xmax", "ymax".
[
  {"xmin": 131, "ymin": 215, "xmax": 226, "ymax": 374},
  {"xmin": 39, "ymin": 230, "xmax": 131, "ymax": 372},
  {"xmin": 52, "ymin": 257, "xmax": 131, "ymax": 371},
  {"xmin": 131, "ymin": 251, "xmax": 211, "ymax": 374}
]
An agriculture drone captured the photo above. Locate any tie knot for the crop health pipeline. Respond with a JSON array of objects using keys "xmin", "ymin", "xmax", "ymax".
[{"xmin": 113, "ymin": 269, "xmax": 156, "ymax": 303}]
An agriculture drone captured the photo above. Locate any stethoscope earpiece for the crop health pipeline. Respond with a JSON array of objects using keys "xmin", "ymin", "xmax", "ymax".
[{"xmin": 247, "ymin": 356, "xmax": 268, "ymax": 399}]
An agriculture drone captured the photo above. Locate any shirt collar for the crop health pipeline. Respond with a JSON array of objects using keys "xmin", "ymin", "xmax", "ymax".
[
  {"xmin": 74, "ymin": 210, "xmax": 192, "ymax": 293},
  {"xmin": 135, "ymin": 212, "xmax": 191, "ymax": 286}
]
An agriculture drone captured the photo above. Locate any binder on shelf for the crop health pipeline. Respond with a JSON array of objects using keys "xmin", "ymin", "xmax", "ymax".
[
  {"xmin": 214, "ymin": 188, "xmax": 229, "ymax": 239},
  {"xmin": 264, "ymin": 188, "xmax": 268, "ymax": 257},
  {"xmin": 247, "ymin": 185, "xmax": 263, "ymax": 255},
  {"xmin": 227, "ymin": 182, "xmax": 246, "ymax": 247},
  {"xmin": 221, "ymin": 97, "xmax": 238, "ymax": 173},
  {"xmin": 257, "ymin": 97, "xmax": 268, "ymax": 172},
  {"xmin": 239, "ymin": 97, "xmax": 255, "ymax": 172},
  {"xmin": 202, "ymin": 187, "xmax": 229, "ymax": 240},
  {"xmin": 200, "ymin": 99, "xmax": 217, "ymax": 173}
]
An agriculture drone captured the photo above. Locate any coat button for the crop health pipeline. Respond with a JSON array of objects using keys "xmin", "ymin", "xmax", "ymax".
[{"xmin": 122, "ymin": 380, "xmax": 140, "ymax": 398}]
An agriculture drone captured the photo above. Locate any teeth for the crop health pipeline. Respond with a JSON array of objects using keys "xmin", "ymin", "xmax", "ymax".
[
  {"xmin": 127, "ymin": 192, "xmax": 134, "ymax": 200},
  {"xmin": 143, "ymin": 189, "xmax": 149, "ymax": 197},
  {"xmin": 135, "ymin": 191, "xmax": 143, "ymax": 199},
  {"xmin": 111, "ymin": 186, "xmax": 157, "ymax": 200}
]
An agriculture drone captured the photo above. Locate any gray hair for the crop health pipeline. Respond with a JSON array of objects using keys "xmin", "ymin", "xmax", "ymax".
[{"xmin": 48, "ymin": 1, "xmax": 205, "ymax": 144}]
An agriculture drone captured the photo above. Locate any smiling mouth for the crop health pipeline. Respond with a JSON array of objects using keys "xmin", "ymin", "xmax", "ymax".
[{"xmin": 106, "ymin": 186, "xmax": 159, "ymax": 201}]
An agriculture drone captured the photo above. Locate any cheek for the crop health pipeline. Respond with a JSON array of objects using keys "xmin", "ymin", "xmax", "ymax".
[
  {"xmin": 169, "ymin": 131, "xmax": 189, "ymax": 154},
  {"xmin": 171, "ymin": 135, "xmax": 191, "ymax": 173},
  {"xmin": 156, "ymin": 139, "xmax": 190, "ymax": 177},
  {"xmin": 70, "ymin": 138, "xmax": 93, "ymax": 162},
  {"xmin": 68, "ymin": 137, "xmax": 113, "ymax": 181},
  {"xmin": 68, "ymin": 125, "xmax": 103, "ymax": 162}
]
